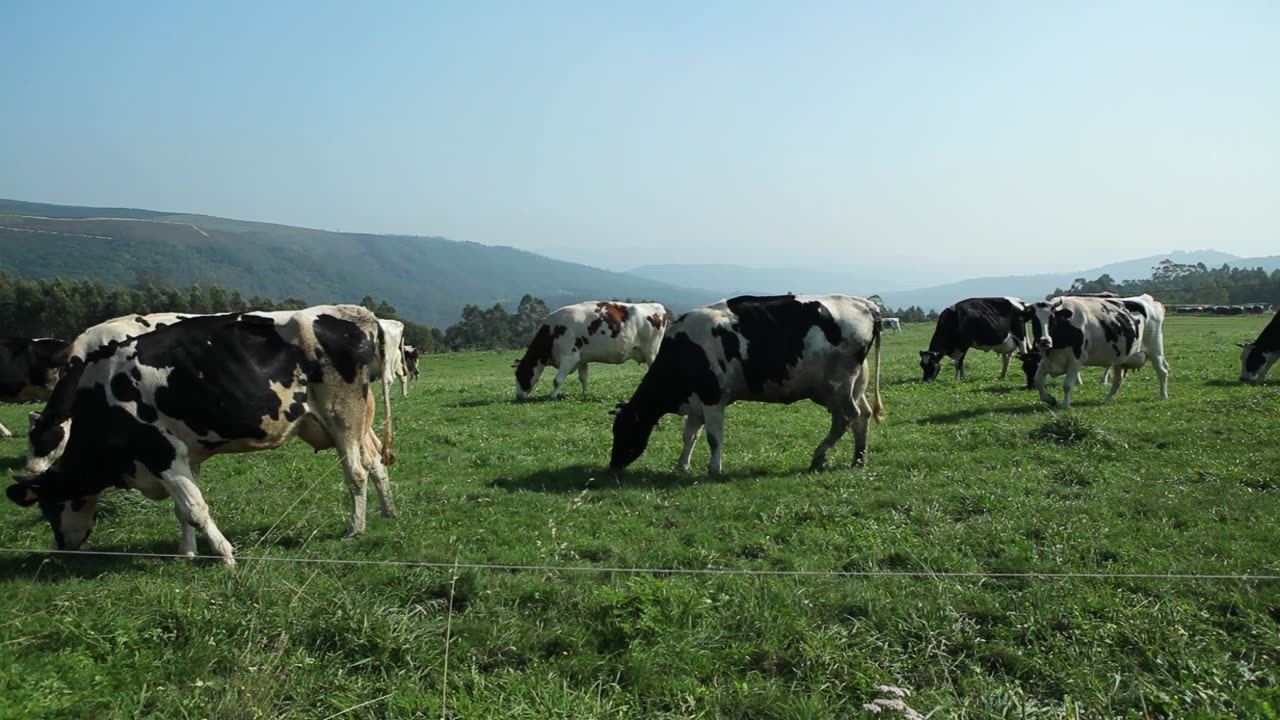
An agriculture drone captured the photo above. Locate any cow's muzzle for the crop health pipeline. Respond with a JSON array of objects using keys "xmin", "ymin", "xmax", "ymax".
[{"xmin": 1036, "ymin": 338, "xmax": 1053, "ymax": 351}]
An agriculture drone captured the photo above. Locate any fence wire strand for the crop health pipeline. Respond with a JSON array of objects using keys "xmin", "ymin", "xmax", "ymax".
[{"xmin": 1, "ymin": 547, "xmax": 1274, "ymax": 581}]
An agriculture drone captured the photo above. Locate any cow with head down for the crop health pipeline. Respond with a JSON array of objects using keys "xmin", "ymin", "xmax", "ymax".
[
  {"xmin": 0, "ymin": 337, "xmax": 71, "ymax": 439},
  {"xmin": 609, "ymin": 294, "xmax": 884, "ymax": 476},
  {"xmin": 919, "ymin": 297, "xmax": 1029, "ymax": 383},
  {"xmin": 7, "ymin": 305, "xmax": 397, "ymax": 565},
  {"xmin": 1023, "ymin": 293, "xmax": 1169, "ymax": 407},
  {"xmin": 513, "ymin": 301, "xmax": 669, "ymax": 400},
  {"xmin": 1238, "ymin": 309, "xmax": 1279, "ymax": 384}
]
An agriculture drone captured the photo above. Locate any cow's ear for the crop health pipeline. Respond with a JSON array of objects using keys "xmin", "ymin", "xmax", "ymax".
[
  {"xmin": 1054, "ymin": 308, "xmax": 1072, "ymax": 320},
  {"xmin": 609, "ymin": 402, "xmax": 626, "ymax": 416},
  {"xmin": 1237, "ymin": 342, "xmax": 1249, "ymax": 348},
  {"xmin": 6, "ymin": 481, "xmax": 39, "ymax": 507},
  {"xmin": 510, "ymin": 358, "xmax": 521, "ymax": 368},
  {"xmin": 918, "ymin": 350, "xmax": 930, "ymax": 358}
]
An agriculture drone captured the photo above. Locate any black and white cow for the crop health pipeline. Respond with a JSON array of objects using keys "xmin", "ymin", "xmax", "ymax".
[
  {"xmin": 1017, "ymin": 292, "xmax": 1123, "ymax": 389},
  {"xmin": 404, "ymin": 345, "xmax": 421, "ymax": 380},
  {"xmin": 919, "ymin": 297, "xmax": 1028, "ymax": 382},
  {"xmin": 6, "ymin": 305, "xmax": 397, "ymax": 565},
  {"xmin": 1239, "ymin": 309, "xmax": 1280, "ymax": 383},
  {"xmin": 377, "ymin": 318, "xmax": 412, "ymax": 398},
  {"xmin": 609, "ymin": 294, "xmax": 884, "ymax": 476},
  {"xmin": 514, "ymin": 301, "xmax": 669, "ymax": 400},
  {"xmin": 0, "ymin": 337, "xmax": 71, "ymax": 438},
  {"xmin": 1024, "ymin": 294, "xmax": 1169, "ymax": 407},
  {"xmin": 881, "ymin": 317, "xmax": 901, "ymax": 334}
]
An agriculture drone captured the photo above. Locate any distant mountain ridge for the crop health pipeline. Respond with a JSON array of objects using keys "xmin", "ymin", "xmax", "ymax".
[
  {"xmin": 628, "ymin": 251, "xmax": 1280, "ymax": 312},
  {"xmin": 0, "ymin": 198, "xmax": 717, "ymax": 327}
]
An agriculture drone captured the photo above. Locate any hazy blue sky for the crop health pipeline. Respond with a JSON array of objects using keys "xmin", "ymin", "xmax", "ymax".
[{"xmin": 2, "ymin": 1, "xmax": 1277, "ymax": 282}]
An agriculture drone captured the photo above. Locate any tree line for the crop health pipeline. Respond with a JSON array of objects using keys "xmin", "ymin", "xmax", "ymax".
[
  {"xmin": 0, "ymin": 273, "xmax": 449, "ymax": 352},
  {"xmin": 1052, "ymin": 260, "xmax": 1280, "ymax": 306}
]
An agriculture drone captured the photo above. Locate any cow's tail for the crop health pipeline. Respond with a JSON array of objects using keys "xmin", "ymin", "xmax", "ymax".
[
  {"xmin": 872, "ymin": 312, "xmax": 886, "ymax": 423},
  {"xmin": 376, "ymin": 321, "xmax": 396, "ymax": 466}
]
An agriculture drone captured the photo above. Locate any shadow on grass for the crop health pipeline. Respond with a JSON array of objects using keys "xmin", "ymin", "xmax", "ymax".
[
  {"xmin": 1203, "ymin": 379, "xmax": 1248, "ymax": 387},
  {"xmin": 445, "ymin": 395, "xmax": 607, "ymax": 409},
  {"xmin": 976, "ymin": 384, "xmax": 1033, "ymax": 395},
  {"xmin": 913, "ymin": 403, "xmax": 1048, "ymax": 424},
  {"xmin": 490, "ymin": 463, "xmax": 784, "ymax": 493}
]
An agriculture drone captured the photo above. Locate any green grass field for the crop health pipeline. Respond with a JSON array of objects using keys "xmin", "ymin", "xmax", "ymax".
[{"xmin": 1, "ymin": 315, "xmax": 1277, "ymax": 719}]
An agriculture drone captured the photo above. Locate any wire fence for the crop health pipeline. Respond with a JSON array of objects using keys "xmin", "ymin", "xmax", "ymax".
[{"xmin": 1, "ymin": 546, "xmax": 1275, "ymax": 582}]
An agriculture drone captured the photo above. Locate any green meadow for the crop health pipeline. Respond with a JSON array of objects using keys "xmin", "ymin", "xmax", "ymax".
[{"xmin": 0, "ymin": 315, "xmax": 1277, "ymax": 719}]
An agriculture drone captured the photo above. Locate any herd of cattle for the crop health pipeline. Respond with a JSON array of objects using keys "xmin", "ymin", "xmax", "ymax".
[{"xmin": 0, "ymin": 293, "xmax": 1276, "ymax": 564}]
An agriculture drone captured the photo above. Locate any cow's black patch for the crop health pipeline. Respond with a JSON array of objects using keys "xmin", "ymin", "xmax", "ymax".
[
  {"xmin": 724, "ymin": 295, "xmax": 842, "ymax": 392},
  {"xmin": 135, "ymin": 316, "xmax": 151, "ymax": 327},
  {"xmin": 110, "ymin": 372, "xmax": 141, "ymax": 403},
  {"xmin": 1048, "ymin": 308, "xmax": 1086, "ymax": 361},
  {"xmin": 313, "ymin": 314, "xmax": 374, "ymax": 384},
  {"xmin": 712, "ymin": 326, "xmax": 741, "ymax": 364},
  {"xmin": 136, "ymin": 402, "xmax": 159, "ymax": 423},
  {"xmin": 1122, "ymin": 300, "xmax": 1147, "ymax": 317},
  {"xmin": 284, "ymin": 391, "xmax": 308, "ymax": 422},
  {"xmin": 130, "ymin": 313, "xmax": 307, "ymax": 441}
]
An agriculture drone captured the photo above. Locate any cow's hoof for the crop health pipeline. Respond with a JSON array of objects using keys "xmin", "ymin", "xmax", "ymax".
[
  {"xmin": 380, "ymin": 507, "xmax": 398, "ymax": 519},
  {"xmin": 222, "ymin": 555, "xmax": 237, "ymax": 567},
  {"xmin": 341, "ymin": 528, "xmax": 363, "ymax": 540},
  {"xmin": 808, "ymin": 458, "xmax": 826, "ymax": 472},
  {"xmin": 0, "ymin": 428, "xmax": 11, "ymax": 439}
]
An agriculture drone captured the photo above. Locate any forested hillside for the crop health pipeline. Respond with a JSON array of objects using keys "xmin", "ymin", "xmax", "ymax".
[{"xmin": 0, "ymin": 199, "xmax": 713, "ymax": 327}]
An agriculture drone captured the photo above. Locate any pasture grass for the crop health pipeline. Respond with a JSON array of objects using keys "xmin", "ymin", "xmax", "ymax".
[{"xmin": 0, "ymin": 315, "xmax": 1278, "ymax": 719}]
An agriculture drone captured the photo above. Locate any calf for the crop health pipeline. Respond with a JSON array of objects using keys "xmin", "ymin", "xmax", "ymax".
[
  {"xmin": 6, "ymin": 305, "xmax": 397, "ymax": 565},
  {"xmin": 514, "ymin": 301, "xmax": 668, "ymax": 400},
  {"xmin": 881, "ymin": 317, "xmax": 902, "ymax": 334},
  {"xmin": 1025, "ymin": 294, "xmax": 1169, "ymax": 407},
  {"xmin": 920, "ymin": 297, "xmax": 1028, "ymax": 381},
  {"xmin": 609, "ymin": 294, "xmax": 884, "ymax": 476},
  {"xmin": 0, "ymin": 337, "xmax": 71, "ymax": 438},
  {"xmin": 1239, "ymin": 310, "xmax": 1280, "ymax": 383}
]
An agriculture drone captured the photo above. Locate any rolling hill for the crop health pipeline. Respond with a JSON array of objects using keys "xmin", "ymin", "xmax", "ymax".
[{"xmin": 0, "ymin": 199, "xmax": 715, "ymax": 327}]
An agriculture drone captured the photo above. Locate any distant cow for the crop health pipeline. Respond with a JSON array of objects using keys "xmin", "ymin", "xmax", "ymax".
[
  {"xmin": 1239, "ymin": 310, "xmax": 1280, "ymax": 383},
  {"xmin": 377, "ymin": 319, "xmax": 411, "ymax": 398},
  {"xmin": 7, "ymin": 305, "xmax": 396, "ymax": 564},
  {"xmin": 881, "ymin": 317, "xmax": 901, "ymax": 333},
  {"xmin": 0, "ymin": 338, "xmax": 71, "ymax": 438},
  {"xmin": 920, "ymin": 297, "xmax": 1028, "ymax": 382},
  {"xmin": 609, "ymin": 294, "xmax": 884, "ymax": 476},
  {"xmin": 404, "ymin": 345, "xmax": 421, "ymax": 380},
  {"xmin": 1024, "ymin": 294, "xmax": 1169, "ymax": 407},
  {"xmin": 514, "ymin": 301, "xmax": 669, "ymax": 400}
]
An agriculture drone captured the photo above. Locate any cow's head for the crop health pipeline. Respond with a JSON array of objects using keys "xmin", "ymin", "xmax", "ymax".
[
  {"xmin": 608, "ymin": 401, "xmax": 655, "ymax": 471},
  {"xmin": 6, "ymin": 473, "xmax": 100, "ymax": 551},
  {"xmin": 513, "ymin": 357, "xmax": 546, "ymax": 401},
  {"xmin": 1018, "ymin": 352, "xmax": 1041, "ymax": 389},
  {"xmin": 1025, "ymin": 302, "xmax": 1066, "ymax": 352},
  {"xmin": 1238, "ymin": 341, "xmax": 1277, "ymax": 384},
  {"xmin": 918, "ymin": 351, "xmax": 944, "ymax": 382}
]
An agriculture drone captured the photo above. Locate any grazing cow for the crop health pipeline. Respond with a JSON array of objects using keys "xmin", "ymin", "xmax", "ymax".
[
  {"xmin": 6, "ymin": 305, "xmax": 396, "ymax": 565},
  {"xmin": 0, "ymin": 338, "xmax": 71, "ymax": 438},
  {"xmin": 1016, "ymin": 292, "xmax": 1122, "ymax": 389},
  {"xmin": 1239, "ymin": 310, "xmax": 1280, "ymax": 383},
  {"xmin": 377, "ymin": 319, "xmax": 411, "ymax": 398},
  {"xmin": 514, "ymin": 301, "xmax": 669, "ymax": 400},
  {"xmin": 1024, "ymin": 294, "xmax": 1169, "ymax": 407},
  {"xmin": 881, "ymin": 317, "xmax": 902, "ymax": 334},
  {"xmin": 404, "ymin": 345, "xmax": 421, "ymax": 380},
  {"xmin": 609, "ymin": 294, "xmax": 884, "ymax": 476},
  {"xmin": 919, "ymin": 297, "xmax": 1028, "ymax": 382}
]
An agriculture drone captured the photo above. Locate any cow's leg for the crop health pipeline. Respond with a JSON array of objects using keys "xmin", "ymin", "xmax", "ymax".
[
  {"xmin": 676, "ymin": 413, "xmax": 704, "ymax": 471},
  {"xmin": 1102, "ymin": 365, "xmax": 1125, "ymax": 403},
  {"xmin": 578, "ymin": 363, "xmax": 590, "ymax": 397},
  {"xmin": 363, "ymin": 431, "xmax": 397, "ymax": 519},
  {"xmin": 0, "ymin": 422, "xmax": 10, "ymax": 439},
  {"xmin": 1036, "ymin": 362, "xmax": 1057, "ymax": 405},
  {"xmin": 809, "ymin": 409, "xmax": 850, "ymax": 471},
  {"xmin": 549, "ymin": 357, "xmax": 578, "ymax": 400},
  {"xmin": 954, "ymin": 353, "xmax": 966, "ymax": 381},
  {"xmin": 703, "ymin": 406, "xmax": 726, "ymax": 477},
  {"xmin": 1150, "ymin": 342, "xmax": 1170, "ymax": 399},
  {"xmin": 339, "ymin": 439, "xmax": 371, "ymax": 538},
  {"xmin": 998, "ymin": 352, "xmax": 1011, "ymax": 379},
  {"xmin": 852, "ymin": 397, "xmax": 872, "ymax": 467},
  {"xmin": 400, "ymin": 374, "xmax": 409, "ymax": 399},
  {"xmin": 1061, "ymin": 363, "xmax": 1081, "ymax": 408},
  {"xmin": 162, "ymin": 464, "xmax": 235, "ymax": 565}
]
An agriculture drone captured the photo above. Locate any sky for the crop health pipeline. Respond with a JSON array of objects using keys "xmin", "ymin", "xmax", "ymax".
[{"xmin": 2, "ymin": 1, "xmax": 1277, "ymax": 284}]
